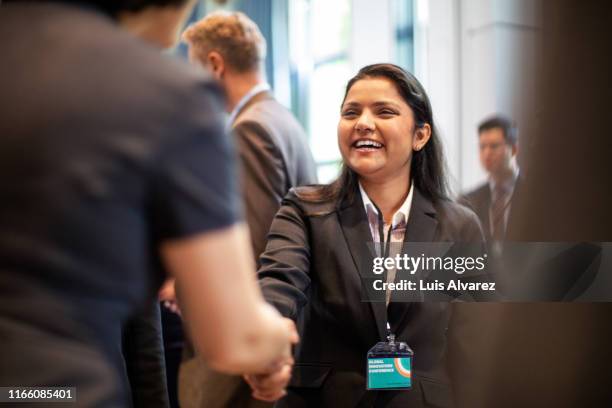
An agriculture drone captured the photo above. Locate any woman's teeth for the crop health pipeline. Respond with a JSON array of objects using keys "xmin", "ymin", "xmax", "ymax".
[{"xmin": 354, "ymin": 140, "xmax": 383, "ymax": 148}]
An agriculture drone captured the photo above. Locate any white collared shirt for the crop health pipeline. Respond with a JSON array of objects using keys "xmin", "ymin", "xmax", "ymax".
[
  {"xmin": 359, "ymin": 181, "xmax": 414, "ymax": 304},
  {"xmin": 359, "ymin": 181, "xmax": 414, "ymax": 247},
  {"xmin": 226, "ymin": 82, "xmax": 271, "ymax": 130}
]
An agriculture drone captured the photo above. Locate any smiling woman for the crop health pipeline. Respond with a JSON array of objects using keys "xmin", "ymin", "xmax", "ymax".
[
  {"xmin": 298, "ymin": 64, "xmax": 449, "ymax": 212},
  {"xmin": 340, "ymin": 77, "xmax": 419, "ymax": 180},
  {"xmin": 255, "ymin": 63, "xmax": 484, "ymax": 408},
  {"xmin": 338, "ymin": 74, "xmax": 432, "ymax": 218}
]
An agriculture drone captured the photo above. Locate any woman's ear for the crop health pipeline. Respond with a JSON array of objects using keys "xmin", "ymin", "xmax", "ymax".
[{"xmin": 413, "ymin": 123, "xmax": 432, "ymax": 151}]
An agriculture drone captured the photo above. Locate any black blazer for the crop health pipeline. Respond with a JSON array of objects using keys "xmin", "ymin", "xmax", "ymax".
[{"xmin": 258, "ymin": 185, "xmax": 483, "ymax": 408}]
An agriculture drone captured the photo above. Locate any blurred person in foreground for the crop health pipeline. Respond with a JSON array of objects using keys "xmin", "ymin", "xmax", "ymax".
[
  {"xmin": 0, "ymin": 1, "xmax": 297, "ymax": 407},
  {"xmin": 458, "ymin": 115, "xmax": 520, "ymax": 242},
  {"xmin": 254, "ymin": 63, "xmax": 483, "ymax": 407},
  {"xmin": 176, "ymin": 11, "xmax": 317, "ymax": 408},
  {"xmin": 117, "ymin": 4, "xmax": 206, "ymax": 406}
]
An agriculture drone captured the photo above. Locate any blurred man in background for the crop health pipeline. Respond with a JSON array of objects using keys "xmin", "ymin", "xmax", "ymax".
[{"xmin": 459, "ymin": 116, "xmax": 519, "ymax": 242}]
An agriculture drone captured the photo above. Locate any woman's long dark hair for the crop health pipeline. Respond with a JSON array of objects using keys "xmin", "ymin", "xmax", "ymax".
[{"xmin": 302, "ymin": 63, "xmax": 449, "ymax": 205}]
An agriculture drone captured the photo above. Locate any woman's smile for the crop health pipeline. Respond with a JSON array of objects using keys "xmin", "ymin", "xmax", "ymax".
[
  {"xmin": 352, "ymin": 138, "xmax": 385, "ymax": 153},
  {"xmin": 338, "ymin": 77, "xmax": 417, "ymax": 180}
]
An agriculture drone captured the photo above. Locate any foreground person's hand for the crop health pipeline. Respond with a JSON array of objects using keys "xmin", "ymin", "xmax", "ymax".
[{"xmin": 244, "ymin": 318, "xmax": 298, "ymax": 401}]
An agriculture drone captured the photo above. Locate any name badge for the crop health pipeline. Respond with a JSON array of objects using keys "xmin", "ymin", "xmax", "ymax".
[{"xmin": 367, "ymin": 334, "xmax": 413, "ymax": 390}]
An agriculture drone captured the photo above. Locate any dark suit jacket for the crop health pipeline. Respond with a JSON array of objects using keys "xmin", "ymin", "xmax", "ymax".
[
  {"xmin": 257, "ymin": 185, "xmax": 483, "ymax": 408},
  {"xmin": 179, "ymin": 91, "xmax": 317, "ymax": 408},
  {"xmin": 458, "ymin": 178, "xmax": 521, "ymax": 241}
]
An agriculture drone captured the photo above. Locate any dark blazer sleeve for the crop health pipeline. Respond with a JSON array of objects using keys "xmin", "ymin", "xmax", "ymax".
[
  {"xmin": 234, "ymin": 120, "xmax": 288, "ymax": 261},
  {"xmin": 122, "ymin": 302, "xmax": 169, "ymax": 408},
  {"xmin": 257, "ymin": 196, "xmax": 311, "ymax": 321}
]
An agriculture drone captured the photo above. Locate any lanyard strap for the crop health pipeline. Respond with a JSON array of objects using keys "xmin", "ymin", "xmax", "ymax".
[
  {"xmin": 371, "ymin": 201, "xmax": 392, "ymax": 259},
  {"xmin": 370, "ymin": 200, "xmax": 394, "ymax": 340}
]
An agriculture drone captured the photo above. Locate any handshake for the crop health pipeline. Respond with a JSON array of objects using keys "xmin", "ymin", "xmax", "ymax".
[
  {"xmin": 159, "ymin": 279, "xmax": 299, "ymax": 402},
  {"xmin": 243, "ymin": 317, "xmax": 298, "ymax": 402}
]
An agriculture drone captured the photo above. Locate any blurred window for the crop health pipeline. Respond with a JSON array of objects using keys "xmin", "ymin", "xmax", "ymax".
[
  {"xmin": 393, "ymin": 0, "xmax": 415, "ymax": 73},
  {"xmin": 289, "ymin": 0, "xmax": 351, "ymax": 182}
]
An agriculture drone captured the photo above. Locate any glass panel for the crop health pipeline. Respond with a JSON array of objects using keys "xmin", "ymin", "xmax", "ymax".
[
  {"xmin": 311, "ymin": 0, "xmax": 351, "ymax": 61},
  {"xmin": 307, "ymin": 0, "xmax": 351, "ymax": 177},
  {"xmin": 393, "ymin": 0, "xmax": 415, "ymax": 72}
]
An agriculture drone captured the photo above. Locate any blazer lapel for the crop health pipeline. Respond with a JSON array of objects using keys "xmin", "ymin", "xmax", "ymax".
[
  {"xmin": 338, "ymin": 191, "xmax": 388, "ymax": 341},
  {"xmin": 403, "ymin": 188, "xmax": 438, "ymax": 243},
  {"xmin": 389, "ymin": 188, "xmax": 439, "ymax": 333}
]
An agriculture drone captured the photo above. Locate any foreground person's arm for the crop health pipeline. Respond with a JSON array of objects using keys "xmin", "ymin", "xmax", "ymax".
[{"xmin": 161, "ymin": 223, "xmax": 298, "ymax": 375}]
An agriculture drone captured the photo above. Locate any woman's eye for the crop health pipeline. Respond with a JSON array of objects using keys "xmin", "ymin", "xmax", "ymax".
[
  {"xmin": 378, "ymin": 110, "xmax": 396, "ymax": 116},
  {"xmin": 342, "ymin": 111, "xmax": 357, "ymax": 118}
]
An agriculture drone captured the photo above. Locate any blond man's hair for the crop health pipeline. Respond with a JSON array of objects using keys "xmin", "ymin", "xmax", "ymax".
[{"xmin": 182, "ymin": 11, "xmax": 266, "ymax": 73}]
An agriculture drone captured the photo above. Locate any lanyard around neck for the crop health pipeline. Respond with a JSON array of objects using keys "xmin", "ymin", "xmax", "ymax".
[
  {"xmin": 371, "ymin": 200, "xmax": 393, "ymax": 259},
  {"xmin": 370, "ymin": 199, "xmax": 395, "ymax": 340}
]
